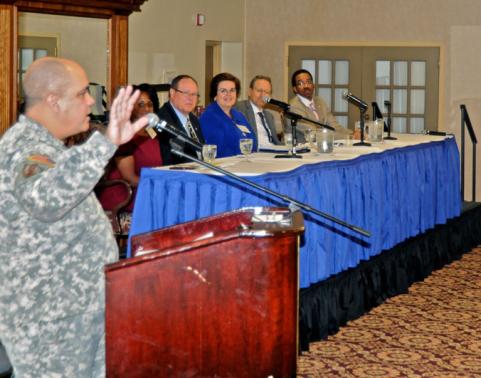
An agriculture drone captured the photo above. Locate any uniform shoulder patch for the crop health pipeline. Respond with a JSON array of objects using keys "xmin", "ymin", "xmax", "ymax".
[
  {"xmin": 21, "ymin": 155, "xmax": 55, "ymax": 178},
  {"xmin": 26, "ymin": 154, "xmax": 55, "ymax": 168}
]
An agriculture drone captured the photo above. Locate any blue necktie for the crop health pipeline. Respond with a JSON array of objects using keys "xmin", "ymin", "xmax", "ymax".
[{"xmin": 258, "ymin": 112, "xmax": 273, "ymax": 142}]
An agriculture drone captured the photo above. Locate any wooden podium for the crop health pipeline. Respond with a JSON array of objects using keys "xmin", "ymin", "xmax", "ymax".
[{"xmin": 105, "ymin": 207, "xmax": 304, "ymax": 377}]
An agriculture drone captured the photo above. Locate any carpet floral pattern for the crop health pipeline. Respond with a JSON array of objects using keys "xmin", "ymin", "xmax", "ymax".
[{"xmin": 297, "ymin": 246, "xmax": 481, "ymax": 377}]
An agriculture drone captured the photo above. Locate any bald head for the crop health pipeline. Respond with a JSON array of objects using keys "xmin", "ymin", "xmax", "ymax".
[
  {"xmin": 23, "ymin": 57, "xmax": 82, "ymax": 110},
  {"xmin": 22, "ymin": 57, "xmax": 95, "ymax": 140}
]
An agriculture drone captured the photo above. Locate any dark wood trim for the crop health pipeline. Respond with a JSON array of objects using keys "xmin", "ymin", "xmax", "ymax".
[
  {"xmin": 0, "ymin": 4, "xmax": 17, "ymax": 135},
  {"xmin": 0, "ymin": 0, "xmax": 146, "ymax": 17},
  {"xmin": 108, "ymin": 14, "xmax": 129, "ymax": 103},
  {"xmin": 0, "ymin": 0, "xmax": 147, "ymax": 134}
]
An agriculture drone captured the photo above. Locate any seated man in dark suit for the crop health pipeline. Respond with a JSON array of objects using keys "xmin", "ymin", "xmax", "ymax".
[
  {"xmin": 235, "ymin": 75, "xmax": 282, "ymax": 148},
  {"xmin": 157, "ymin": 75, "xmax": 205, "ymax": 165}
]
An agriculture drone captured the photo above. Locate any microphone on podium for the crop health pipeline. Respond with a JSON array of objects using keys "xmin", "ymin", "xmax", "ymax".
[{"xmin": 146, "ymin": 113, "xmax": 203, "ymax": 151}]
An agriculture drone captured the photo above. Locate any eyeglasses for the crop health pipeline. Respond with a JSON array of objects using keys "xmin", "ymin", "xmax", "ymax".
[
  {"xmin": 218, "ymin": 88, "xmax": 237, "ymax": 95},
  {"xmin": 173, "ymin": 88, "xmax": 200, "ymax": 99},
  {"xmin": 296, "ymin": 80, "xmax": 313, "ymax": 87}
]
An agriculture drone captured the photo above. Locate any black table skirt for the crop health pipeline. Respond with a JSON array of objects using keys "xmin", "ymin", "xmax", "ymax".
[{"xmin": 299, "ymin": 203, "xmax": 481, "ymax": 351}]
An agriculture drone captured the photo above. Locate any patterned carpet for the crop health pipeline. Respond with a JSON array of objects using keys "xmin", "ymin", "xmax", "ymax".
[{"xmin": 297, "ymin": 246, "xmax": 481, "ymax": 377}]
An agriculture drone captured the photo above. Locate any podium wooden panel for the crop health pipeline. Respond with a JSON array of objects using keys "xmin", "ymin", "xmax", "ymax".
[{"xmin": 105, "ymin": 207, "xmax": 303, "ymax": 377}]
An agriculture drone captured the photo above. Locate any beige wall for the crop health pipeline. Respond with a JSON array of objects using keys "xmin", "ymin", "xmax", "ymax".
[
  {"xmin": 128, "ymin": 0, "xmax": 245, "ymax": 106},
  {"xmin": 244, "ymin": 0, "xmax": 481, "ymax": 200},
  {"xmin": 16, "ymin": 1, "xmax": 481, "ymax": 198},
  {"xmin": 244, "ymin": 0, "xmax": 481, "ymax": 130},
  {"xmin": 19, "ymin": 12, "xmax": 108, "ymax": 85}
]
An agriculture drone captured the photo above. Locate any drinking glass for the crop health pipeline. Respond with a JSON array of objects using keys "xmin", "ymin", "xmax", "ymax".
[
  {"xmin": 305, "ymin": 129, "xmax": 316, "ymax": 147},
  {"xmin": 239, "ymin": 138, "xmax": 253, "ymax": 160},
  {"xmin": 284, "ymin": 133, "xmax": 293, "ymax": 154},
  {"xmin": 316, "ymin": 129, "xmax": 334, "ymax": 153},
  {"xmin": 202, "ymin": 144, "xmax": 217, "ymax": 164}
]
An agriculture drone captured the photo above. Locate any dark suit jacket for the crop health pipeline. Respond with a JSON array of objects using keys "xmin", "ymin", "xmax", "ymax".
[
  {"xmin": 156, "ymin": 101, "xmax": 205, "ymax": 165},
  {"xmin": 235, "ymin": 100, "xmax": 281, "ymax": 145}
]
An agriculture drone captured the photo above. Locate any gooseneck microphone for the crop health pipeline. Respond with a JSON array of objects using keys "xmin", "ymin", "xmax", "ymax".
[
  {"xmin": 146, "ymin": 113, "xmax": 202, "ymax": 151},
  {"xmin": 262, "ymin": 96, "xmax": 290, "ymax": 111},
  {"xmin": 342, "ymin": 92, "xmax": 368, "ymax": 112}
]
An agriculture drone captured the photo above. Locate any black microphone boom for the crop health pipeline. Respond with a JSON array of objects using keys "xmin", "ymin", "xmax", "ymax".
[
  {"xmin": 263, "ymin": 96, "xmax": 290, "ymax": 111},
  {"xmin": 146, "ymin": 113, "xmax": 202, "ymax": 151},
  {"xmin": 171, "ymin": 148, "xmax": 370, "ymax": 238},
  {"xmin": 343, "ymin": 92, "xmax": 368, "ymax": 112}
]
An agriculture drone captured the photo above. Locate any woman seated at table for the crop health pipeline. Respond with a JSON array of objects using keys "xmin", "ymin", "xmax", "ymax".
[
  {"xmin": 97, "ymin": 83, "xmax": 162, "ymax": 223},
  {"xmin": 200, "ymin": 72, "xmax": 258, "ymax": 158}
]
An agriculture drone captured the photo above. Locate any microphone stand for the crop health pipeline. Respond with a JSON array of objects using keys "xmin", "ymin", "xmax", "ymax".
[
  {"xmin": 384, "ymin": 100, "xmax": 396, "ymax": 140},
  {"xmin": 171, "ymin": 148, "xmax": 370, "ymax": 237},
  {"xmin": 276, "ymin": 109, "xmax": 335, "ymax": 159},
  {"xmin": 354, "ymin": 108, "xmax": 371, "ymax": 146}
]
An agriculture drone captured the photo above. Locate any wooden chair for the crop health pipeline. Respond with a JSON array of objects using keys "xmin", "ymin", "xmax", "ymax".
[{"xmin": 95, "ymin": 178, "xmax": 133, "ymax": 259}]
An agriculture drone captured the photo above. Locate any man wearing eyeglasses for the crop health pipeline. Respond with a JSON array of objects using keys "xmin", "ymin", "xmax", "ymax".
[
  {"xmin": 236, "ymin": 75, "xmax": 282, "ymax": 148},
  {"xmin": 157, "ymin": 75, "xmax": 205, "ymax": 165},
  {"xmin": 288, "ymin": 69, "xmax": 352, "ymax": 142}
]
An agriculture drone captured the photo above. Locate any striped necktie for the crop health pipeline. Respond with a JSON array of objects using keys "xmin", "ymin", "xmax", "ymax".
[{"xmin": 185, "ymin": 117, "xmax": 199, "ymax": 142}]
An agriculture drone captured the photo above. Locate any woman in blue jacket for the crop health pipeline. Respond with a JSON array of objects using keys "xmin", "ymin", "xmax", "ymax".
[{"xmin": 200, "ymin": 73, "xmax": 258, "ymax": 158}]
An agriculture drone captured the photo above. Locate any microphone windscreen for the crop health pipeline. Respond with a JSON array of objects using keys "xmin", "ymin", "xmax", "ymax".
[
  {"xmin": 146, "ymin": 113, "xmax": 159, "ymax": 128},
  {"xmin": 145, "ymin": 113, "xmax": 160, "ymax": 139}
]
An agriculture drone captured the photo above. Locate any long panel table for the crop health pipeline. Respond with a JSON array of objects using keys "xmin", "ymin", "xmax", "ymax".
[{"xmin": 129, "ymin": 134, "xmax": 461, "ymax": 289}]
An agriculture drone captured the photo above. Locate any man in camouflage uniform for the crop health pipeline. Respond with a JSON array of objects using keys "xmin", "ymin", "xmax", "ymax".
[{"xmin": 0, "ymin": 57, "xmax": 147, "ymax": 377}]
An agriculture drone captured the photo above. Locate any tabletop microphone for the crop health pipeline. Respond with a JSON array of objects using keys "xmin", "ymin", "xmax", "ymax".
[
  {"xmin": 146, "ymin": 113, "xmax": 203, "ymax": 151},
  {"xmin": 343, "ymin": 92, "xmax": 368, "ymax": 112},
  {"xmin": 263, "ymin": 96, "xmax": 290, "ymax": 110},
  {"xmin": 424, "ymin": 130, "xmax": 447, "ymax": 136}
]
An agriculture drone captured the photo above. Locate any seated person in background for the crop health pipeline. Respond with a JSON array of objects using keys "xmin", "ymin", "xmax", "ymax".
[
  {"xmin": 235, "ymin": 75, "xmax": 282, "ymax": 149},
  {"xmin": 97, "ymin": 83, "xmax": 161, "ymax": 221},
  {"xmin": 288, "ymin": 69, "xmax": 352, "ymax": 142},
  {"xmin": 200, "ymin": 72, "xmax": 258, "ymax": 158},
  {"xmin": 157, "ymin": 75, "xmax": 205, "ymax": 165}
]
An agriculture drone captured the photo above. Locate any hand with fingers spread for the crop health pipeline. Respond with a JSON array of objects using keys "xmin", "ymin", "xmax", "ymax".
[{"xmin": 105, "ymin": 86, "xmax": 149, "ymax": 146}]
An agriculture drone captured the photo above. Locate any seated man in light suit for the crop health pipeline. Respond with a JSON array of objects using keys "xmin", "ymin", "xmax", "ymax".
[
  {"xmin": 288, "ymin": 69, "xmax": 352, "ymax": 142},
  {"xmin": 236, "ymin": 75, "xmax": 282, "ymax": 148}
]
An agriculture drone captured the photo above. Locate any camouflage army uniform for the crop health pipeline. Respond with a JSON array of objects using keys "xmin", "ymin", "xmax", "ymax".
[{"xmin": 0, "ymin": 115, "xmax": 118, "ymax": 377}]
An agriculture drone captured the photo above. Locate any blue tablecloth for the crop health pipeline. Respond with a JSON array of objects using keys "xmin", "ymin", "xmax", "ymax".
[{"xmin": 129, "ymin": 138, "xmax": 461, "ymax": 289}]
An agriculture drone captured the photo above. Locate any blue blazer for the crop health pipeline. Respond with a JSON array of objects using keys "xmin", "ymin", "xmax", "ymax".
[{"xmin": 199, "ymin": 101, "xmax": 258, "ymax": 158}]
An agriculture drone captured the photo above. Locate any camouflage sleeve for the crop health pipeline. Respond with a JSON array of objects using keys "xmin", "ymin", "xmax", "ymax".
[{"xmin": 13, "ymin": 131, "xmax": 117, "ymax": 221}]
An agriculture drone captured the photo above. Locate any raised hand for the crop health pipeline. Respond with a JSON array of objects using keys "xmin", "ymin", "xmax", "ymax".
[{"xmin": 105, "ymin": 85, "xmax": 149, "ymax": 146}]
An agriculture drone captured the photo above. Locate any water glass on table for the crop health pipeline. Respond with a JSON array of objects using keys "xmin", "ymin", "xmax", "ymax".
[
  {"xmin": 305, "ymin": 129, "xmax": 316, "ymax": 148},
  {"xmin": 284, "ymin": 133, "xmax": 293, "ymax": 154},
  {"xmin": 202, "ymin": 144, "xmax": 217, "ymax": 164},
  {"xmin": 239, "ymin": 138, "xmax": 253, "ymax": 160},
  {"xmin": 316, "ymin": 129, "xmax": 334, "ymax": 153}
]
